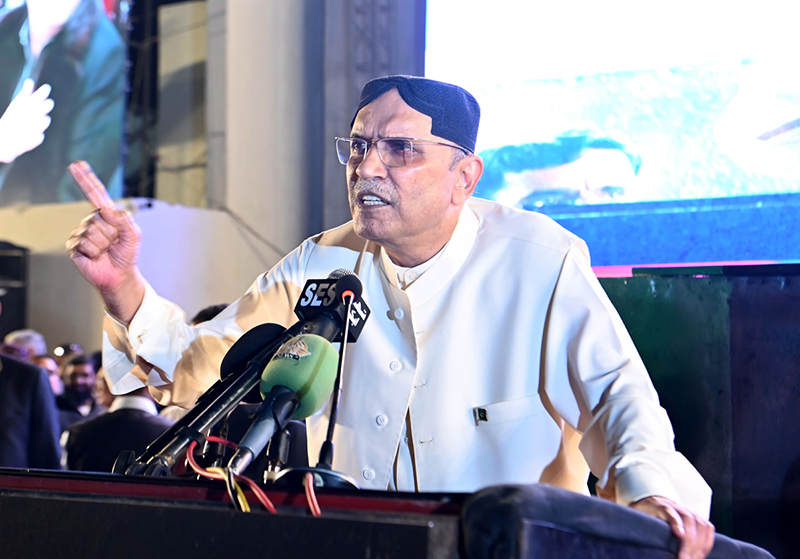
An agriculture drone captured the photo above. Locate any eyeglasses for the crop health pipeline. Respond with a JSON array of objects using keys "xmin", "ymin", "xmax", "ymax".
[{"xmin": 335, "ymin": 137, "xmax": 470, "ymax": 168}]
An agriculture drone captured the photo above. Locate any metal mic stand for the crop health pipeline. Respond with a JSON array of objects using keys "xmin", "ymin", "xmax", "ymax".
[
  {"xmin": 273, "ymin": 291, "xmax": 360, "ymax": 489},
  {"xmin": 124, "ymin": 315, "xmax": 339, "ymax": 476}
]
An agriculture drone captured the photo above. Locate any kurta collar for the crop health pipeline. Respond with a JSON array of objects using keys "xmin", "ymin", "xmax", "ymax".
[
  {"xmin": 394, "ymin": 244, "xmax": 445, "ymax": 289},
  {"xmin": 109, "ymin": 395, "xmax": 158, "ymax": 415},
  {"xmin": 378, "ymin": 204, "xmax": 479, "ymax": 307}
]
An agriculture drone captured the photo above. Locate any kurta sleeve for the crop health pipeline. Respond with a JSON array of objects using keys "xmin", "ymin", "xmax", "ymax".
[
  {"xmin": 103, "ymin": 242, "xmax": 312, "ymax": 408},
  {"xmin": 541, "ymin": 241, "xmax": 712, "ymax": 518}
]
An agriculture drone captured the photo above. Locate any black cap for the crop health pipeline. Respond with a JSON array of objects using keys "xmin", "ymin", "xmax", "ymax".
[{"xmin": 351, "ymin": 75, "xmax": 480, "ymax": 154}]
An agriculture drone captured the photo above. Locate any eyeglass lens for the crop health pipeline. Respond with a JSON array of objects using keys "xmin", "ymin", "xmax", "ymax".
[{"xmin": 336, "ymin": 138, "xmax": 412, "ymax": 167}]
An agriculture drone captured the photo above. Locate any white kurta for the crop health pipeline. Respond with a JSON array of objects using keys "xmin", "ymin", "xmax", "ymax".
[{"xmin": 103, "ymin": 198, "xmax": 711, "ymax": 517}]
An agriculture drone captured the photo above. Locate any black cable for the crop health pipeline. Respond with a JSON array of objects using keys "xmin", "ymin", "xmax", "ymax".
[{"xmin": 225, "ymin": 467, "xmax": 242, "ymax": 512}]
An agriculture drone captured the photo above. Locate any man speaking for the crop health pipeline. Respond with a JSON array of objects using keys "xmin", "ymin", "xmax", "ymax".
[{"xmin": 67, "ymin": 76, "xmax": 714, "ymax": 558}]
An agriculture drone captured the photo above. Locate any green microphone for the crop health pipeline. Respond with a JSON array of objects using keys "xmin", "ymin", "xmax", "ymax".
[
  {"xmin": 228, "ymin": 334, "xmax": 338, "ymax": 475},
  {"xmin": 260, "ymin": 334, "xmax": 339, "ymax": 419}
]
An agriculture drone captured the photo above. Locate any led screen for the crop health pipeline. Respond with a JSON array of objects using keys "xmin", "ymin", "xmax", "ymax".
[
  {"xmin": 426, "ymin": 0, "xmax": 800, "ymax": 266},
  {"xmin": 0, "ymin": 0, "xmax": 126, "ymax": 205}
]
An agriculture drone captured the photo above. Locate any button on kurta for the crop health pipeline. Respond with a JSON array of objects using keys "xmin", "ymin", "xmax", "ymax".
[
  {"xmin": 389, "ymin": 361, "xmax": 402, "ymax": 372},
  {"xmin": 135, "ymin": 329, "xmax": 147, "ymax": 346},
  {"xmin": 376, "ymin": 414, "xmax": 388, "ymax": 426},
  {"xmin": 362, "ymin": 469, "xmax": 375, "ymax": 480},
  {"xmin": 394, "ymin": 309, "xmax": 404, "ymax": 320}
]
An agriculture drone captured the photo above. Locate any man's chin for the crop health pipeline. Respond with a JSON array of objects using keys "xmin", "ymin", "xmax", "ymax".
[{"xmin": 352, "ymin": 219, "xmax": 389, "ymax": 245}]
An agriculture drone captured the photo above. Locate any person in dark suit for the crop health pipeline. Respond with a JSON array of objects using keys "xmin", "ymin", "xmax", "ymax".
[
  {"xmin": 56, "ymin": 353, "xmax": 105, "ymax": 432},
  {"xmin": 0, "ymin": 353, "xmax": 61, "ymax": 469},
  {"xmin": 62, "ymin": 386, "xmax": 173, "ymax": 472}
]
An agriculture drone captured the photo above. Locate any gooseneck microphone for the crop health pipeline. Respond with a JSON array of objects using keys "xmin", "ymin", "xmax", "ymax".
[
  {"xmin": 317, "ymin": 271, "xmax": 362, "ymax": 469},
  {"xmin": 227, "ymin": 334, "xmax": 338, "ymax": 476},
  {"xmin": 271, "ymin": 271, "xmax": 368, "ymax": 489}
]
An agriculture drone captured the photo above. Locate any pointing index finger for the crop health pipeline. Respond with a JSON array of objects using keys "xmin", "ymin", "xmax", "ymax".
[{"xmin": 69, "ymin": 160, "xmax": 115, "ymax": 209}]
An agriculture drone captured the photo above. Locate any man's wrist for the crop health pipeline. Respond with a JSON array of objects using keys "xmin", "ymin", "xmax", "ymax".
[{"xmin": 100, "ymin": 270, "xmax": 146, "ymax": 326}]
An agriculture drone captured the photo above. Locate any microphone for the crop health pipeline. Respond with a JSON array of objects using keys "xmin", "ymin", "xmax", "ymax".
[
  {"xmin": 317, "ymin": 271, "xmax": 361, "ymax": 469},
  {"xmin": 294, "ymin": 270, "xmax": 370, "ymax": 343},
  {"xmin": 271, "ymin": 271, "xmax": 367, "ymax": 489},
  {"xmin": 128, "ymin": 270, "xmax": 369, "ymax": 477},
  {"xmin": 125, "ymin": 323, "xmax": 289, "ymax": 474},
  {"xmin": 219, "ymin": 323, "xmax": 287, "ymax": 403},
  {"xmin": 227, "ymin": 334, "xmax": 338, "ymax": 476}
]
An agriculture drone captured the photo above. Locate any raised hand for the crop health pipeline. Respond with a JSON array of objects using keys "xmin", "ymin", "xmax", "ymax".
[
  {"xmin": 0, "ymin": 79, "xmax": 54, "ymax": 164},
  {"xmin": 66, "ymin": 161, "xmax": 145, "ymax": 324}
]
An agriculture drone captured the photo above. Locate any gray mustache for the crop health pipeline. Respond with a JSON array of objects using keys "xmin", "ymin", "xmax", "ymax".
[{"xmin": 351, "ymin": 179, "xmax": 395, "ymax": 200}]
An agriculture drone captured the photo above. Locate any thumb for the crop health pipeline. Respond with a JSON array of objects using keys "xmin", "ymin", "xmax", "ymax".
[{"xmin": 17, "ymin": 79, "xmax": 35, "ymax": 99}]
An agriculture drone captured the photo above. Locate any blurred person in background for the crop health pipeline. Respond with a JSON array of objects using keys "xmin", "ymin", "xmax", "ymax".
[
  {"xmin": 56, "ymin": 352, "xmax": 104, "ymax": 432},
  {"xmin": 93, "ymin": 367, "xmax": 115, "ymax": 409},
  {"xmin": 0, "ymin": 303, "xmax": 61, "ymax": 468},
  {"xmin": 0, "ymin": 341, "xmax": 31, "ymax": 361},
  {"xmin": 90, "ymin": 350, "xmax": 114, "ymax": 408},
  {"xmin": 3, "ymin": 328, "xmax": 47, "ymax": 361},
  {"xmin": 61, "ymin": 383, "xmax": 173, "ymax": 472},
  {"xmin": 31, "ymin": 353, "xmax": 62, "ymax": 395}
]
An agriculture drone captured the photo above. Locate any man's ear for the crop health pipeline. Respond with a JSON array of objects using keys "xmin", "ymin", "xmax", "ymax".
[{"xmin": 452, "ymin": 155, "xmax": 484, "ymax": 205}]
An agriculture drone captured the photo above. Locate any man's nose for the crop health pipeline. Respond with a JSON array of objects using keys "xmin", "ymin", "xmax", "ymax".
[{"xmin": 355, "ymin": 142, "xmax": 387, "ymax": 180}]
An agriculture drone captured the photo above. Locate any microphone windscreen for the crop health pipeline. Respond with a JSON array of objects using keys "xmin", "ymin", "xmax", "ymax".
[
  {"xmin": 260, "ymin": 334, "xmax": 338, "ymax": 419},
  {"xmin": 335, "ymin": 273, "xmax": 363, "ymax": 300},
  {"xmin": 328, "ymin": 268, "xmax": 353, "ymax": 280}
]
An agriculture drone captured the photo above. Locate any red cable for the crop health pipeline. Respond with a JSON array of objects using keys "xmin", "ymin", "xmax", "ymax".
[
  {"xmin": 186, "ymin": 440, "xmax": 277, "ymax": 514},
  {"xmin": 206, "ymin": 435, "xmax": 238, "ymax": 450},
  {"xmin": 304, "ymin": 472, "xmax": 322, "ymax": 517},
  {"xmin": 234, "ymin": 472, "xmax": 278, "ymax": 514}
]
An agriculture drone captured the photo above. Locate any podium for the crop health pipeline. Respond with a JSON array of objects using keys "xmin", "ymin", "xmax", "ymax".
[
  {"xmin": 0, "ymin": 468, "xmax": 462, "ymax": 559},
  {"xmin": 0, "ymin": 468, "xmax": 776, "ymax": 558}
]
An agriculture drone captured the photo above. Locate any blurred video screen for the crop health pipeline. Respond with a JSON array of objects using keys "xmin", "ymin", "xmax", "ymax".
[
  {"xmin": 426, "ymin": 0, "xmax": 800, "ymax": 266},
  {"xmin": 0, "ymin": 0, "xmax": 126, "ymax": 205}
]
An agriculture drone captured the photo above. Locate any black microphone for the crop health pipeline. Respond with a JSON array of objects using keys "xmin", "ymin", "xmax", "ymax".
[
  {"xmin": 227, "ymin": 334, "xmax": 338, "ymax": 476},
  {"xmin": 294, "ymin": 270, "xmax": 371, "ymax": 343},
  {"xmin": 220, "ymin": 323, "xmax": 288, "ymax": 403},
  {"xmin": 270, "ymin": 272, "xmax": 369, "ymax": 489},
  {"xmin": 125, "ymin": 323, "xmax": 290, "ymax": 475},
  {"xmin": 128, "ymin": 271, "xmax": 369, "ymax": 477}
]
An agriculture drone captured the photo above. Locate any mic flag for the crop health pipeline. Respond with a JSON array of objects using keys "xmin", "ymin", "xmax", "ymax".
[{"xmin": 294, "ymin": 274, "xmax": 371, "ymax": 343}]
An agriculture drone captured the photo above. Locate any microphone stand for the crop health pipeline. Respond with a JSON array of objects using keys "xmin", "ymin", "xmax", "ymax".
[
  {"xmin": 317, "ymin": 290, "xmax": 354, "ymax": 469},
  {"xmin": 125, "ymin": 315, "xmax": 339, "ymax": 476},
  {"xmin": 273, "ymin": 291, "xmax": 360, "ymax": 490}
]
